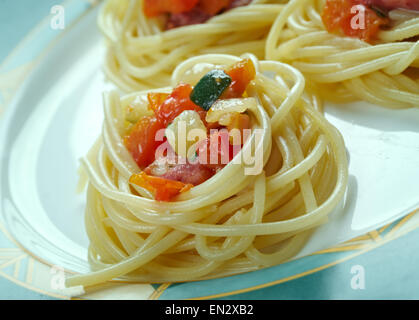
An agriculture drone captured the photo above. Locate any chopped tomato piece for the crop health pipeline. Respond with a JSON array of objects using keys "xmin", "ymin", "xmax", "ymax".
[
  {"xmin": 147, "ymin": 92, "xmax": 169, "ymax": 112},
  {"xmin": 199, "ymin": 0, "xmax": 230, "ymax": 15},
  {"xmin": 124, "ymin": 116, "xmax": 165, "ymax": 168},
  {"xmin": 145, "ymin": 157, "xmax": 215, "ymax": 185},
  {"xmin": 130, "ymin": 172, "xmax": 193, "ymax": 201},
  {"xmin": 222, "ymin": 59, "xmax": 256, "ymax": 98},
  {"xmin": 322, "ymin": 0, "xmax": 389, "ymax": 43},
  {"xmin": 167, "ymin": 7, "xmax": 210, "ymax": 29},
  {"xmin": 153, "ymin": 83, "xmax": 204, "ymax": 127},
  {"xmin": 226, "ymin": 113, "xmax": 250, "ymax": 131},
  {"xmin": 228, "ymin": 0, "xmax": 253, "ymax": 9},
  {"xmin": 161, "ymin": 163, "xmax": 214, "ymax": 185},
  {"xmin": 144, "ymin": 0, "xmax": 253, "ymax": 30},
  {"xmin": 227, "ymin": 113, "xmax": 251, "ymax": 145},
  {"xmin": 143, "ymin": 0, "xmax": 199, "ymax": 17}
]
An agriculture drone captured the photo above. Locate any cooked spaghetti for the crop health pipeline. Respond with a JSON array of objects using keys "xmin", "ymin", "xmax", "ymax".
[
  {"xmin": 97, "ymin": 0, "xmax": 285, "ymax": 92},
  {"xmin": 266, "ymin": 0, "xmax": 419, "ymax": 108},
  {"xmin": 66, "ymin": 54, "xmax": 348, "ymax": 287}
]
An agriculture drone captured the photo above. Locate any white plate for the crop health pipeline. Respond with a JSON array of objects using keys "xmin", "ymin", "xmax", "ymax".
[{"xmin": 1, "ymin": 5, "xmax": 419, "ymax": 277}]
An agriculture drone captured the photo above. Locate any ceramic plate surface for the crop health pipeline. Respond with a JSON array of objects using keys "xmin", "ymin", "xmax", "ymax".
[{"xmin": 1, "ymin": 1, "xmax": 419, "ymax": 299}]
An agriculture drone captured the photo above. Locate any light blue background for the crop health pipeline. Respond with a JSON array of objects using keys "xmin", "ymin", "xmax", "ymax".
[{"xmin": 0, "ymin": 0, "xmax": 59, "ymax": 62}]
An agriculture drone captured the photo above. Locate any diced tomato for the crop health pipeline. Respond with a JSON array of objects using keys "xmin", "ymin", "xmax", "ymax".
[
  {"xmin": 199, "ymin": 0, "xmax": 230, "ymax": 15},
  {"xmin": 167, "ymin": 0, "xmax": 230, "ymax": 29},
  {"xmin": 197, "ymin": 129, "xmax": 236, "ymax": 170},
  {"xmin": 228, "ymin": 0, "xmax": 253, "ymax": 9},
  {"xmin": 167, "ymin": 7, "xmax": 211, "ymax": 29},
  {"xmin": 130, "ymin": 172, "xmax": 193, "ymax": 201},
  {"xmin": 227, "ymin": 113, "xmax": 250, "ymax": 131},
  {"xmin": 205, "ymin": 120, "xmax": 223, "ymax": 131},
  {"xmin": 124, "ymin": 116, "xmax": 165, "ymax": 168},
  {"xmin": 143, "ymin": 0, "xmax": 199, "ymax": 17},
  {"xmin": 162, "ymin": 163, "xmax": 215, "ymax": 185},
  {"xmin": 147, "ymin": 92, "xmax": 169, "ymax": 112},
  {"xmin": 322, "ymin": 0, "xmax": 389, "ymax": 43},
  {"xmin": 153, "ymin": 83, "xmax": 204, "ymax": 127},
  {"xmin": 222, "ymin": 59, "xmax": 256, "ymax": 98}
]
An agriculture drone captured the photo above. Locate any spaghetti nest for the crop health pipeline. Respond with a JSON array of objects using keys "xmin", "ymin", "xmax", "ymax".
[
  {"xmin": 266, "ymin": 0, "xmax": 419, "ymax": 109},
  {"xmin": 67, "ymin": 54, "xmax": 348, "ymax": 287},
  {"xmin": 98, "ymin": 0, "xmax": 285, "ymax": 92}
]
